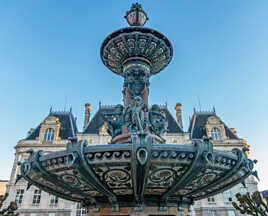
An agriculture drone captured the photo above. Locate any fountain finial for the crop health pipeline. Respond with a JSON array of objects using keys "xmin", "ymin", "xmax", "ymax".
[{"xmin": 124, "ymin": 3, "xmax": 149, "ymax": 26}]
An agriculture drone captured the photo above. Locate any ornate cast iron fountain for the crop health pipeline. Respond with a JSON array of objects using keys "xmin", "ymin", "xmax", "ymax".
[{"xmin": 16, "ymin": 3, "xmax": 257, "ymax": 214}]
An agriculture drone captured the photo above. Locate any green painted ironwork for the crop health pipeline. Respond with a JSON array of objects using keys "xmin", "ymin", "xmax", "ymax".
[{"xmin": 15, "ymin": 3, "xmax": 258, "ymax": 214}]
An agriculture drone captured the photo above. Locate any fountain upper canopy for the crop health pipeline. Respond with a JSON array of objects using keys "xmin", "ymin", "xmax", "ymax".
[{"xmin": 100, "ymin": 4, "xmax": 173, "ymax": 76}]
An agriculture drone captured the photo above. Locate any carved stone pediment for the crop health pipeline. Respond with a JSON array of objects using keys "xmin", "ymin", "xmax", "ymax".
[
  {"xmin": 39, "ymin": 116, "xmax": 61, "ymax": 143},
  {"xmin": 205, "ymin": 116, "xmax": 226, "ymax": 140}
]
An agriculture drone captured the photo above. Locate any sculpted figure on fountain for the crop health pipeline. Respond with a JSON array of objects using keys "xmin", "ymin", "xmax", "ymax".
[{"xmin": 100, "ymin": 104, "xmax": 124, "ymax": 138}]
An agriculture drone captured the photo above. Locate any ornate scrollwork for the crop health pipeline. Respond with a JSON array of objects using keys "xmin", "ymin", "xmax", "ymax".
[
  {"xmin": 87, "ymin": 150, "xmax": 131, "ymax": 161},
  {"xmin": 187, "ymin": 170, "xmax": 221, "ymax": 191},
  {"xmin": 149, "ymin": 168, "xmax": 177, "ymax": 186},
  {"xmin": 103, "ymin": 168, "xmax": 131, "ymax": 188},
  {"xmin": 101, "ymin": 29, "xmax": 173, "ymax": 75},
  {"xmin": 61, "ymin": 174, "xmax": 81, "ymax": 187}
]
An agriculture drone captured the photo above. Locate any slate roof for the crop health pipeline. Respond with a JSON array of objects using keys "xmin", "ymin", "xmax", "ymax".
[
  {"xmin": 262, "ymin": 190, "xmax": 268, "ymax": 196},
  {"xmin": 83, "ymin": 105, "xmax": 183, "ymax": 134},
  {"xmin": 26, "ymin": 111, "xmax": 78, "ymax": 140},
  {"xmin": 188, "ymin": 111, "xmax": 239, "ymax": 140}
]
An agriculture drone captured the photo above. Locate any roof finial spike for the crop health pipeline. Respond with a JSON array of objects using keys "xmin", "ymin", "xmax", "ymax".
[
  {"xmin": 213, "ymin": 106, "xmax": 216, "ymax": 114},
  {"xmin": 99, "ymin": 101, "xmax": 102, "ymax": 108},
  {"xmin": 193, "ymin": 107, "xmax": 196, "ymax": 114},
  {"xmin": 70, "ymin": 107, "xmax": 72, "ymax": 113},
  {"xmin": 49, "ymin": 107, "xmax": 52, "ymax": 114}
]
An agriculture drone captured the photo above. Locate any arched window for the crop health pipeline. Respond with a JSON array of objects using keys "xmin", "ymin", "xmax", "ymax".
[
  {"xmin": 43, "ymin": 128, "xmax": 55, "ymax": 141},
  {"xmin": 211, "ymin": 127, "xmax": 221, "ymax": 140}
]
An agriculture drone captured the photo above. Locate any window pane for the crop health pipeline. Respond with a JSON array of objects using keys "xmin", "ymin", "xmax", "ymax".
[
  {"xmin": 228, "ymin": 210, "xmax": 236, "ymax": 216},
  {"xmin": 44, "ymin": 128, "xmax": 55, "ymax": 141},
  {"xmin": 32, "ymin": 190, "xmax": 41, "ymax": 205},
  {"xmin": 15, "ymin": 189, "xmax": 24, "ymax": 204},
  {"xmin": 211, "ymin": 128, "xmax": 221, "ymax": 140}
]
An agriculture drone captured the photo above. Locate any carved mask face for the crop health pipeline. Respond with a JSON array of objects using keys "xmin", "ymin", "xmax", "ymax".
[
  {"xmin": 134, "ymin": 96, "xmax": 142, "ymax": 106},
  {"xmin": 123, "ymin": 61, "xmax": 150, "ymax": 96}
]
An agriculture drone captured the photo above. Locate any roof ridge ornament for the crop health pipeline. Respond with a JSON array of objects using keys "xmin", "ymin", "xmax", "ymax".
[{"xmin": 125, "ymin": 3, "xmax": 149, "ymax": 26}]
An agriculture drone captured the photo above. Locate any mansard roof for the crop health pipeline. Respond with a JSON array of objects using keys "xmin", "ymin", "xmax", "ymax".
[
  {"xmin": 261, "ymin": 190, "xmax": 268, "ymax": 197},
  {"xmin": 83, "ymin": 104, "xmax": 183, "ymax": 134},
  {"xmin": 188, "ymin": 110, "xmax": 239, "ymax": 140},
  {"xmin": 26, "ymin": 110, "xmax": 78, "ymax": 140}
]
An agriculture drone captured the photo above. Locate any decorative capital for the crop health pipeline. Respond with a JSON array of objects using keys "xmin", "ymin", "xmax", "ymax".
[{"xmin": 125, "ymin": 3, "xmax": 148, "ymax": 26}]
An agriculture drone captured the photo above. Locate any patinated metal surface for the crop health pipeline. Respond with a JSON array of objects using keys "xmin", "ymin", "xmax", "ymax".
[
  {"xmin": 16, "ymin": 3, "xmax": 257, "ymax": 213},
  {"xmin": 16, "ymin": 136, "xmax": 254, "ymax": 211},
  {"xmin": 100, "ymin": 27, "xmax": 173, "ymax": 76}
]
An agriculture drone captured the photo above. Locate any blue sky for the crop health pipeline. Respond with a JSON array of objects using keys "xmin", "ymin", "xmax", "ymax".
[{"xmin": 0, "ymin": 1, "xmax": 267, "ymax": 190}]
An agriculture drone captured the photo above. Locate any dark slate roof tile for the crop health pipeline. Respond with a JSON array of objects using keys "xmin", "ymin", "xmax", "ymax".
[
  {"xmin": 26, "ymin": 111, "xmax": 78, "ymax": 140},
  {"xmin": 188, "ymin": 112, "xmax": 239, "ymax": 140},
  {"xmin": 83, "ymin": 105, "xmax": 184, "ymax": 134},
  {"xmin": 163, "ymin": 108, "xmax": 184, "ymax": 133}
]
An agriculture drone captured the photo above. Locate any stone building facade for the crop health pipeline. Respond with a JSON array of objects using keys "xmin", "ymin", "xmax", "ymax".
[
  {"xmin": 4, "ymin": 103, "xmax": 258, "ymax": 216},
  {"xmin": 0, "ymin": 180, "xmax": 8, "ymax": 196}
]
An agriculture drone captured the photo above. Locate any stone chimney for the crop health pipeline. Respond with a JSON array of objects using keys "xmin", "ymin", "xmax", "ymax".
[
  {"xmin": 83, "ymin": 103, "xmax": 92, "ymax": 129},
  {"xmin": 175, "ymin": 103, "xmax": 183, "ymax": 129}
]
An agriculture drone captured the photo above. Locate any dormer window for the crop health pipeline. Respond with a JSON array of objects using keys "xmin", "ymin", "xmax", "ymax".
[
  {"xmin": 211, "ymin": 127, "xmax": 221, "ymax": 140},
  {"xmin": 43, "ymin": 128, "xmax": 55, "ymax": 141}
]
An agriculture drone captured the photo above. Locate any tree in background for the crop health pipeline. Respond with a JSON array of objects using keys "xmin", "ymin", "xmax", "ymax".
[
  {"xmin": 232, "ymin": 191, "xmax": 268, "ymax": 216},
  {"xmin": 0, "ymin": 193, "xmax": 18, "ymax": 216}
]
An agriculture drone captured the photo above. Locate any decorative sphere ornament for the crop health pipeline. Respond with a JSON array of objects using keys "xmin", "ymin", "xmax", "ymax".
[{"xmin": 125, "ymin": 3, "xmax": 149, "ymax": 26}]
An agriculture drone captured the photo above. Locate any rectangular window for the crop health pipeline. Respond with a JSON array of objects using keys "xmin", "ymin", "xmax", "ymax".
[
  {"xmin": 32, "ymin": 189, "xmax": 41, "ymax": 205},
  {"xmin": 224, "ymin": 190, "xmax": 233, "ymax": 202},
  {"xmin": 208, "ymin": 197, "xmax": 215, "ymax": 203},
  {"xmin": 228, "ymin": 210, "xmax": 236, "ymax": 216},
  {"xmin": 49, "ymin": 194, "xmax": 58, "ymax": 206},
  {"xmin": 48, "ymin": 213, "xmax": 56, "ymax": 216},
  {"xmin": 15, "ymin": 189, "xmax": 24, "ymax": 204},
  {"xmin": 241, "ymin": 187, "xmax": 248, "ymax": 195},
  {"xmin": 76, "ymin": 203, "xmax": 86, "ymax": 216},
  {"xmin": 210, "ymin": 210, "xmax": 217, "ymax": 216}
]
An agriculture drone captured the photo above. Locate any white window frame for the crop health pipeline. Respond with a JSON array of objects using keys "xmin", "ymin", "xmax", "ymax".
[
  {"xmin": 32, "ymin": 189, "xmax": 41, "ymax": 205},
  {"xmin": 15, "ymin": 189, "xmax": 24, "ymax": 204},
  {"xmin": 208, "ymin": 196, "xmax": 215, "ymax": 203},
  {"xmin": 49, "ymin": 194, "xmax": 58, "ymax": 206},
  {"xmin": 224, "ymin": 190, "xmax": 233, "ymax": 202},
  {"xmin": 240, "ymin": 187, "xmax": 248, "ymax": 195},
  {"xmin": 76, "ymin": 203, "xmax": 86, "ymax": 216},
  {"xmin": 43, "ymin": 128, "xmax": 55, "ymax": 141},
  {"xmin": 210, "ymin": 210, "xmax": 217, "ymax": 216},
  {"xmin": 211, "ymin": 127, "xmax": 222, "ymax": 140},
  {"xmin": 228, "ymin": 210, "xmax": 236, "ymax": 216}
]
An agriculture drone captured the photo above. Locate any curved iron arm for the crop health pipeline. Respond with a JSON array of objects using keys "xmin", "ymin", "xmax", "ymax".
[
  {"xmin": 16, "ymin": 151, "xmax": 82, "ymax": 203},
  {"xmin": 32, "ymin": 150, "xmax": 95, "ymax": 203},
  {"xmin": 67, "ymin": 138, "xmax": 119, "ymax": 211},
  {"xmin": 185, "ymin": 148, "xmax": 245, "ymax": 197},
  {"xmin": 161, "ymin": 138, "xmax": 211, "ymax": 202}
]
